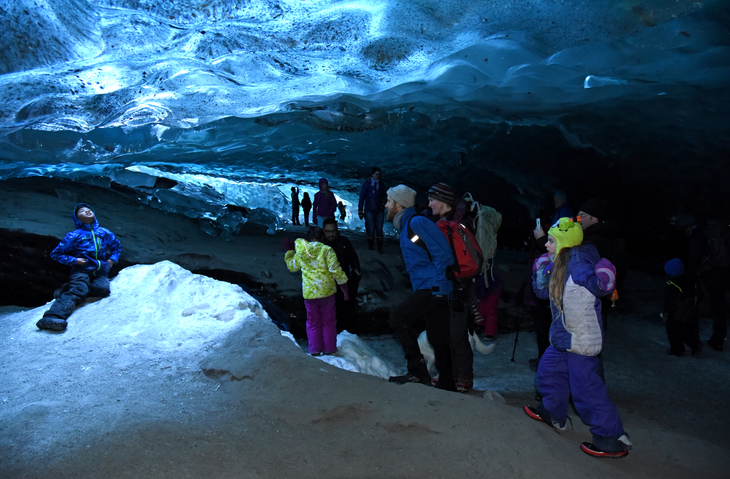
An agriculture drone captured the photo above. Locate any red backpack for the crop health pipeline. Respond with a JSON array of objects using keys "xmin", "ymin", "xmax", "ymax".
[{"xmin": 407, "ymin": 215, "xmax": 484, "ymax": 282}]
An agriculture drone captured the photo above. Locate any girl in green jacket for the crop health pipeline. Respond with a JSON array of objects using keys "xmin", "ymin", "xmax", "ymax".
[{"xmin": 285, "ymin": 227, "xmax": 349, "ymax": 355}]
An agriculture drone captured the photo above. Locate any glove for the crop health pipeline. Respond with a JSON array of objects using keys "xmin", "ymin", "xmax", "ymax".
[
  {"xmin": 358, "ymin": 210, "xmax": 364, "ymax": 220},
  {"xmin": 533, "ymin": 253, "xmax": 551, "ymax": 273},
  {"xmin": 280, "ymin": 237, "xmax": 296, "ymax": 251},
  {"xmin": 595, "ymin": 258, "xmax": 617, "ymax": 292},
  {"xmin": 340, "ymin": 283, "xmax": 350, "ymax": 301},
  {"xmin": 82, "ymin": 253, "xmax": 102, "ymax": 270}
]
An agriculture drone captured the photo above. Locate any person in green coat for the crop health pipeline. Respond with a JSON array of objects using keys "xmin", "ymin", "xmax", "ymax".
[{"xmin": 284, "ymin": 226, "xmax": 349, "ymax": 355}]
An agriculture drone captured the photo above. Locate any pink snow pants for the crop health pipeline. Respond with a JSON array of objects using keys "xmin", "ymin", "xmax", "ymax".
[
  {"xmin": 478, "ymin": 284, "xmax": 503, "ymax": 337},
  {"xmin": 305, "ymin": 294, "xmax": 337, "ymax": 354}
]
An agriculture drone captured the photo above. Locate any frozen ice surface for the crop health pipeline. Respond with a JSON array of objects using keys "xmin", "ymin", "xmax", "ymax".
[{"xmin": 0, "ymin": 1, "xmax": 729, "ymax": 230}]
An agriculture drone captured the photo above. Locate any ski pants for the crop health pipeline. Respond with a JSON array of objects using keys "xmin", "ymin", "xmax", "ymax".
[
  {"xmin": 537, "ymin": 346, "xmax": 625, "ymax": 443},
  {"xmin": 477, "ymin": 276, "xmax": 503, "ymax": 338},
  {"xmin": 305, "ymin": 294, "xmax": 337, "ymax": 355},
  {"xmin": 390, "ymin": 289, "xmax": 452, "ymax": 386},
  {"xmin": 43, "ymin": 271, "xmax": 110, "ymax": 321}
]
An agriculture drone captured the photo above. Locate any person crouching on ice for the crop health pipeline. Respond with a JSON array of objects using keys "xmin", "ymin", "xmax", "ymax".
[
  {"xmin": 37, "ymin": 203, "xmax": 121, "ymax": 332},
  {"xmin": 283, "ymin": 226, "xmax": 349, "ymax": 356},
  {"xmin": 523, "ymin": 217, "xmax": 632, "ymax": 458}
]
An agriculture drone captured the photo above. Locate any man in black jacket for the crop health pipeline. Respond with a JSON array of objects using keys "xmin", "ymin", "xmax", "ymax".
[
  {"xmin": 322, "ymin": 218, "xmax": 362, "ymax": 334},
  {"xmin": 681, "ymin": 215, "xmax": 728, "ymax": 352}
]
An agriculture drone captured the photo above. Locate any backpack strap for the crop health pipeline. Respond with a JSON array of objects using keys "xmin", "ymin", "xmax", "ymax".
[
  {"xmin": 444, "ymin": 223, "xmax": 461, "ymax": 276},
  {"xmin": 407, "ymin": 214, "xmax": 433, "ymax": 262}
]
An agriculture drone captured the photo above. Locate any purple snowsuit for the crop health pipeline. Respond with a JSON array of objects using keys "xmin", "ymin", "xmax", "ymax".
[{"xmin": 532, "ymin": 244, "xmax": 629, "ymax": 452}]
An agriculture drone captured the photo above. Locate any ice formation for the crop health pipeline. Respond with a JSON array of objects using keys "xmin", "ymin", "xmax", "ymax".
[{"xmin": 1, "ymin": 0, "xmax": 729, "ymax": 232}]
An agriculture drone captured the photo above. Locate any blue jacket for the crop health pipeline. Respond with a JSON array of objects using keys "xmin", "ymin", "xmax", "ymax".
[
  {"xmin": 51, "ymin": 203, "xmax": 121, "ymax": 275},
  {"xmin": 358, "ymin": 179, "xmax": 387, "ymax": 213},
  {"xmin": 551, "ymin": 205, "xmax": 574, "ymax": 225},
  {"xmin": 532, "ymin": 244, "xmax": 612, "ymax": 356},
  {"xmin": 399, "ymin": 208, "xmax": 453, "ymax": 296}
]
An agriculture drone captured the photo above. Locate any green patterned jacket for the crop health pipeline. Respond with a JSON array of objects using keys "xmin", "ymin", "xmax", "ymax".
[{"xmin": 285, "ymin": 238, "xmax": 348, "ymax": 299}]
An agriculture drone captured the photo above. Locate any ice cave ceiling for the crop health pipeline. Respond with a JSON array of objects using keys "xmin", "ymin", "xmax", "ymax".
[{"xmin": 1, "ymin": 0, "xmax": 729, "ymax": 235}]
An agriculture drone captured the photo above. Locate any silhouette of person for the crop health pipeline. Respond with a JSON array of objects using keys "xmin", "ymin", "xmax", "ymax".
[
  {"xmin": 291, "ymin": 187, "xmax": 301, "ymax": 225},
  {"xmin": 301, "ymin": 192, "xmax": 312, "ymax": 227}
]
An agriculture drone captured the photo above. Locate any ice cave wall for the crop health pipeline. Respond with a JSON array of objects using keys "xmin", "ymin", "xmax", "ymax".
[{"xmin": 0, "ymin": 0, "xmax": 729, "ymax": 238}]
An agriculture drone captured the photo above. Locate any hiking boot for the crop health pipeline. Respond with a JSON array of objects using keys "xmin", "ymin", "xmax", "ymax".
[
  {"xmin": 455, "ymin": 380, "xmax": 473, "ymax": 394},
  {"xmin": 580, "ymin": 442, "xmax": 630, "ymax": 459},
  {"xmin": 36, "ymin": 317, "xmax": 68, "ymax": 332},
  {"xmin": 389, "ymin": 373, "xmax": 431, "ymax": 385}
]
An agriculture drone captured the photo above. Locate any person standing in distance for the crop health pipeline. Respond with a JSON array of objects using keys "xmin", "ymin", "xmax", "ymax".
[{"xmin": 358, "ymin": 167, "xmax": 387, "ymax": 253}]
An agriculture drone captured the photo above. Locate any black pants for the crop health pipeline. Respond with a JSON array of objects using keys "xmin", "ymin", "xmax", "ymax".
[
  {"xmin": 390, "ymin": 289, "xmax": 452, "ymax": 386},
  {"xmin": 530, "ymin": 303, "xmax": 552, "ymax": 359},
  {"xmin": 700, "ymin": 267, "xmax": 729, "ymax": 347},
  {"xmin": 43, "ymin": 272, "xmax": 110, "ymax": 321},
  {"xmin": 449, "ymin": 281, "xmax": 475, "ymax": 382},
  {"xmin": 336, "ymin": 273, "xmax": 361, "ymax": 334}
]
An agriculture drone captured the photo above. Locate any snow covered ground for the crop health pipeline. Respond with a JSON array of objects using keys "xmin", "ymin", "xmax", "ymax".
[{"xmin": 2, "ymin": 261, "xmax": 729, "ymax": 478}]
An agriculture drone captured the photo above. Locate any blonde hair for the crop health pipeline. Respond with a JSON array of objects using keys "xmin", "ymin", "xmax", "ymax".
[{"xmin": 549, "ymin": 246, "xmax": 574, "ymax": 313}]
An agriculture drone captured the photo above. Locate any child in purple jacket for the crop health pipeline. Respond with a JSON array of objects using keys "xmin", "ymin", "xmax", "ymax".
[{"xmin": 523, "ymin": 217, "xmax": 631, "ymax": 459}]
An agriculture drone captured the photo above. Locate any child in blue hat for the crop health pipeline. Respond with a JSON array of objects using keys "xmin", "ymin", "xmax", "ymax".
[{"xmin": 663, "ymin": 258, "xmax": 702, "ymax": 357}]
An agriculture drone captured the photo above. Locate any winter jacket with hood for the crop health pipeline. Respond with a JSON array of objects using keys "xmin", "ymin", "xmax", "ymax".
[
  {"xmin": 50, "ymin": 203, "xmax": 121, "ymax": 275},
  {"xmin": 399, "ymin": 207, "xmax": 453, "ymax": 296},
  {"xmin": 358, "ymin": 178, "xmax": 387, "ymax": 213},
  {"xmin": 285, "ymin": 238, "xmax": 348, "ymax": 299},
  {"xmin": 532, "ymin": 244, "xmax": 614, "ymax": 356},
  {"xmin": 313, "ymin": 179, "xmax": 337, "ymax": 219}
]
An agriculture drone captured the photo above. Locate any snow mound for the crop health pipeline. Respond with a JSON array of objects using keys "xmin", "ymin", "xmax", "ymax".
[{"xmin": 21, "ymin": 260, "xmax": 270, "ymax": 354}]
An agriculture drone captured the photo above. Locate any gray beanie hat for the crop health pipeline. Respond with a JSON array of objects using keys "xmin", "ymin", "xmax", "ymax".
[{"xmin": 387, "ymin": 185, "xmax": 416, "ymax": 208}]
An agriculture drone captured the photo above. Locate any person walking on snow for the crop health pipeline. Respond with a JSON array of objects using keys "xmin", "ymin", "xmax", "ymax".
[
  {"xmin": 385, "ymin": 184, "xmax": 456, "ymax": 390},
  {"xmin": 283, "ymin": 226, "xmax": 349, "ymax": 355},
  {"xmin": 427, "ymin": 182, "xmax": 474, "ymax": 393},
  {"xmin": 524, "ymin": 217, "xmax": 632, "ymax": 459}
]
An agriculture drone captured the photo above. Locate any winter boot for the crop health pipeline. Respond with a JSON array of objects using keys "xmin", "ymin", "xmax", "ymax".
[
  {"xmin": 388, "ymin": 373, "xmax": 431, "ymax": 385},
  {"xmin": 455, "ymin": 379, "xmax": 473, "ymax": 393},
  {"xmin": 580, "ymin": 434, "xmax": 632, "ymax": 459},
  {"xmin": 376, "ymin": 238, "xmax": 384, "ymax": 254},
  {"xmin": 523, "ymin": 404, "xmax": 568, "ymax": 432},
  {"xmin": 367, "ymin": 238, "xmax": 374, "ymax": 250},
  {"xmin": 36, "ymin": 316, "xmax": 68, "ymax": 332}
]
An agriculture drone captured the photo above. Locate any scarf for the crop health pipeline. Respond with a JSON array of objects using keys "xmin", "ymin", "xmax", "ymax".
[{"xmin": 393, "ymin": 210, "xmax": 405, "ymax": 231}]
